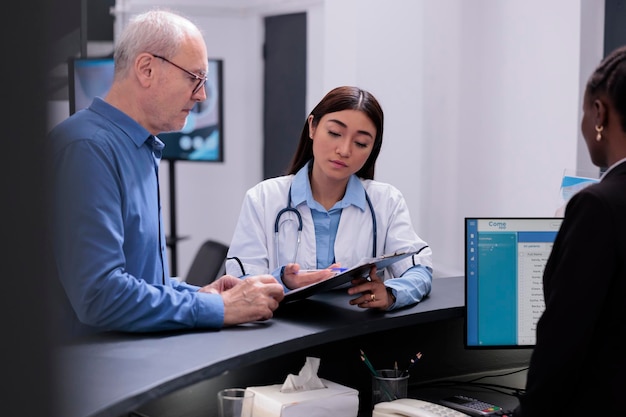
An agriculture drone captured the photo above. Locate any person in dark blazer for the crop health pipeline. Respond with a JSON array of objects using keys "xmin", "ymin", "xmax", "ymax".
[{"xmin": 514, "ymin": 45, "xmax": 626, "ymax": 416}]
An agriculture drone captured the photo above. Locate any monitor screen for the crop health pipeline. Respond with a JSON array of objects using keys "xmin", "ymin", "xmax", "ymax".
[
  {"xmin": 68, "ymin": 56, "xmax": 224, "ymax": 162},
  {"xmin": 68, "ymin": 56, "xmax": 115, "ymax": 115},
  {"xmin": 464, "ymin": 217, "xmax": 563, "ymax": 349}
]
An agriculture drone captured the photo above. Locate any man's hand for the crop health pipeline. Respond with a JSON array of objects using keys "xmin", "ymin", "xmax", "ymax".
[
  {"xmin": 218, "ymin": 275, "xmax": 285, "ymax": 326},
  {"xmin": 198, "ymin": 275, "xmax": 242, "ymax": 294}
]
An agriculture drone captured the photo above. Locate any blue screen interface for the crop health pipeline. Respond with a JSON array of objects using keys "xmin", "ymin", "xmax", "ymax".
[{"xmin": 465, "ymin": 218, "xmax": 562, "ymax": 348}]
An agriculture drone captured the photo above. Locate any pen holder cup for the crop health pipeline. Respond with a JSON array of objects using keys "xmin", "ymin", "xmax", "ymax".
[{"xmin": 371, "ymin": 369, "xmax": 409, "ymax": 407}]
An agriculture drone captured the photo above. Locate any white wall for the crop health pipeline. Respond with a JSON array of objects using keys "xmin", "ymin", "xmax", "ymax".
[
  {"xmin": 318, "ymin": 0, "xmax": 607, "ymax": 277},
  {"xmin": 53, "ymin": 0, "xmax": 606, "ymax": 278}
]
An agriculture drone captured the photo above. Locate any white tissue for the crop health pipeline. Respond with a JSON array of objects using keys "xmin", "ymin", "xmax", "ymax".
[{"xmin": 280, "ymin": 357, "xmax": 327, "ymax": 393}]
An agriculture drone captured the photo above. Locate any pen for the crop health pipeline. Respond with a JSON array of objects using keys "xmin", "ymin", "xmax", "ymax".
[
  {"xmin": 359, "ymin": 349, "xmax": 377, "ymax": 375},
  {"xmin": 297, "ymin": 267, "xmax": 348, "ymax": 274},
  {"xmin": 402, "ymin": 352, "xmax": 423, "ymax": 376},
  {"xmin": 360, "ymin": 349, "xmax": 396, "ymax": 401}
]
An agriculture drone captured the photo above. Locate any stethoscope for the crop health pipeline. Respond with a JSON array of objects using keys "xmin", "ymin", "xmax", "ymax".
[{"xmin": 274, "ymin": 186, "xmax": 377, "ymax": 266}]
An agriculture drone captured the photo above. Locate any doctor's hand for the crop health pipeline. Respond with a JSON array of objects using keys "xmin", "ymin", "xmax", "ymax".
[
  {"xmin": 348, "ymin": 266, "xmax": 393, "ymax": 310},
  {"xmin": 217, "ymin": 275, "xmax": 285, "ymax": 326},
  {"xmin": 282, "ymin": 263, "xmax": 340, "ymax": 290}
]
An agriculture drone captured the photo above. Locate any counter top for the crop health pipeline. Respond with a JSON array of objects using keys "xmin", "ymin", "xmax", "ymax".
[{"xmin": 55, "ymin": 276, "xmax": 464, "ymax": 417}]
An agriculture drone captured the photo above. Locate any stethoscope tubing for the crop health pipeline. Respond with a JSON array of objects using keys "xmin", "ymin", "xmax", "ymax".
[
  {"xmin": 274, "ymin": 185, "xmax": 377, "ymax": 265},
  {"xmin": 229, "ymin": 185, "xmax": 429, "ymax": 276}
]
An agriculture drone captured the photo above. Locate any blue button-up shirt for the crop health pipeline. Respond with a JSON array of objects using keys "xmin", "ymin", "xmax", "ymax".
[{"xmin": 49, "ymin": 98, "xmax": 223, "ymax": 338}]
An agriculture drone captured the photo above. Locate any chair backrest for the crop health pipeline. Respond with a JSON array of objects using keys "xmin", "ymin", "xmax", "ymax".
[{"xmin": 185, "ymin": 239, "xmax": 229, "ymax": 287}]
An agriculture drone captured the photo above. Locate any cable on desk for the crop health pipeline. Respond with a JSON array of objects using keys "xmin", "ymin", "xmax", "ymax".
[
  {"xmin": 464, "ymin": 367, "xmax": 528, "ymax": 384},
  {"xmin": 408, "ymin": 367, "xmax": 528, "ymax": 400}
]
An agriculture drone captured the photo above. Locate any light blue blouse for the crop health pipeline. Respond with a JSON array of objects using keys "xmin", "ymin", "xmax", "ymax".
[{"xmin": 271, "ymin": 163, "xmax": 432, "ymax": 309}]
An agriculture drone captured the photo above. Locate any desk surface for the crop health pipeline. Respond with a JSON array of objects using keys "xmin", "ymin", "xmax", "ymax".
[{"xmin": 55, "ymin": 276, "xmax": 464, "ymax": 417}]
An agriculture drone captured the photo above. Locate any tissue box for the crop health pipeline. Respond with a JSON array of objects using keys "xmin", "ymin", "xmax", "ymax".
[{"xmin": 246, "ymin": 378, "xmax": 359, "ymax": 417}]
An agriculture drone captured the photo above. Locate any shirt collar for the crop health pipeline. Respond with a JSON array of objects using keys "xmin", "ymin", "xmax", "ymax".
[
  {"xmin": 89, "ymin": 97, "xmax": 152, "ymax": 149},
  {"xmin": 290, "ymin": 160, "xmax": 367, "ymax": 211},
  {"xmin": 601, "ymin": 157, "xmax": 626, "ymax": 180}
]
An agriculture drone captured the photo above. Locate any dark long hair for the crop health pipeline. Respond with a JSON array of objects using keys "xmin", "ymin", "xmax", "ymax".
[
  {"xmin": 586, "ymin": 45, "xmax": 626, "ymax": 132},
  {"xmin": 287, "ymin": 86, "xmax": 384, "ymax": 179}
]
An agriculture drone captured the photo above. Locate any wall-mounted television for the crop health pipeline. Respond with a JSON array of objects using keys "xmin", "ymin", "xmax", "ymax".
[{"xmin": 68, "ymin": 56, "xmax": 224, "ymax": 162}]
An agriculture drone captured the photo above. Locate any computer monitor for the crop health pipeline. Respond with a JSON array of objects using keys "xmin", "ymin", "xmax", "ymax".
[
  {"xmin": 464, "ymin": 217, "xmax": 563, "ymax": 349},
  {"xmin": 68, "ymin": 56, "xmax": 115, "ymax": 115},
  {"xmin": 68, "ymin": 56, "xmax": 224, "ymax": 162}
]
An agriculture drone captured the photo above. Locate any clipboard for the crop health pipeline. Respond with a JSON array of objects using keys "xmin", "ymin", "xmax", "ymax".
[{"xmin": 281, "ymin": 250, "xmax": 420, "ymax": 304}]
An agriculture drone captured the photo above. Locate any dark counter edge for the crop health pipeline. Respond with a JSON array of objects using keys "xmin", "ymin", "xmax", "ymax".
[
  {"xmin": 89, "ymin": 306, "xmax": 463, "ymax": 417},
  {"xmin": 62, "ymin": 276, "xmax": 465, "ymax": 417}
]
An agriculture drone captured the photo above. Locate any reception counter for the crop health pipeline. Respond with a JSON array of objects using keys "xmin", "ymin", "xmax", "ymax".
[{"xmin": 55, "ymin": 276, "xmax": 467, "ymax": 417}]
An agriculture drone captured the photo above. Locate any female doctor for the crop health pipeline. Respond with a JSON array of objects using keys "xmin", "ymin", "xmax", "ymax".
[{"xmin": 225, "ymin": 86, "xmax": 433, "ymax": 310}]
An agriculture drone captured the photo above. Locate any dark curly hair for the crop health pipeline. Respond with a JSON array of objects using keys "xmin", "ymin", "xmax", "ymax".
[{"xmin": 586, "ymin": 45, "xmax": 626, "ymax": 132}]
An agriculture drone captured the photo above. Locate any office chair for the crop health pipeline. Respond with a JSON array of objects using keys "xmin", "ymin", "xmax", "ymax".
[{"xmin": 185, "ymin": 239, "xmax": 229, "ymax": 287}]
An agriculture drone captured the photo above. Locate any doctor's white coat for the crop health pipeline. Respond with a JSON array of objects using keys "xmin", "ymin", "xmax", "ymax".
[{"xmin": 225, "ymin": 175, "xmax": 433, "ymax": 282}]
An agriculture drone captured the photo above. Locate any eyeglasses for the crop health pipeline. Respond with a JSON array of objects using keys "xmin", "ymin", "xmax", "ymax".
[{"xmin": 151, "ymin": 54, "xmax": 207, "ymax": 94}]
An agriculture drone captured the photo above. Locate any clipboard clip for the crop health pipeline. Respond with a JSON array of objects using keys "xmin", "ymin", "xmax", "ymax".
[{"xmin": 381, "ymin": 251, "xmax": 409, "ymax": 259}]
